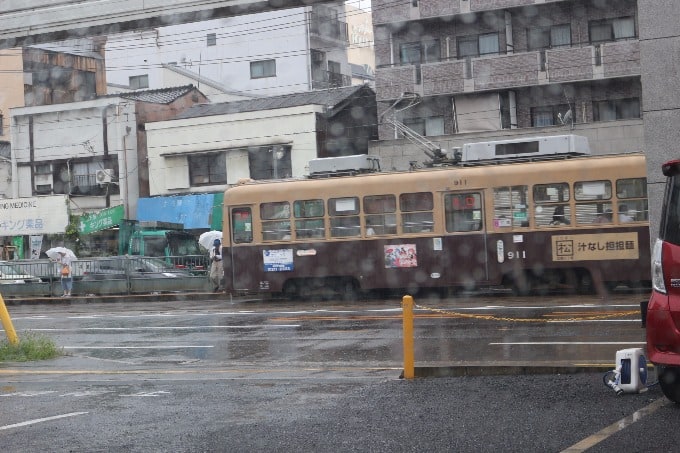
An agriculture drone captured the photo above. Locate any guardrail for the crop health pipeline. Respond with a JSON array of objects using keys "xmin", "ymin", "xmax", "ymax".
[{"xmin": 2, "ymin": 255, "xmax": 212, "ymax": 298}]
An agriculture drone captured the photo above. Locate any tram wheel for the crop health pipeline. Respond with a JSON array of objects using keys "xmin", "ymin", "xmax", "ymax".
[
  {"xmin": 510, "ymin": 273, "xmax": 532, "ymax": 296},
  {"xmin": 658, "ymin": 366, "xmax": 680, "ymax": 403},
  {"xmin": 282, "ymin": 281, "xmax": 299, "ymax": 301},
  {"xmin": 339, "ymin": 279, "xmax": 359, "ymax": 301},
  {"xmin": 576, "ymin": 270, "xmax": 595, "ymax": 295}
]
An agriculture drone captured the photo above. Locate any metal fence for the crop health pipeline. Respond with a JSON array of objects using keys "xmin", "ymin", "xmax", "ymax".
[{"xmin": 0, "ymin": 255, "xmax": 213, "ymax": 298}]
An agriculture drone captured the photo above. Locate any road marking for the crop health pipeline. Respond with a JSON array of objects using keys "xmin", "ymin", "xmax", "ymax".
[
  {"xmin": 0, "ymin": 412, "xmax": 89, "ymax": 431},
  {"xmin": 24, "ymin": 324, "xmax": 300, "ymax": 332},
  {"xmin": 62, "ymin": 345, "xmax": 214, "ymax": 349},
  {"xmin": 490, "ymin": 341, "xmax": 644, "ymax": 345},
  {"xmin": 122, "ymin": 390, "xmax": 171, "ymax": 397},
  {"xmin": 561, "ymin": 398, "xmax": 670, "ymax": 452}
]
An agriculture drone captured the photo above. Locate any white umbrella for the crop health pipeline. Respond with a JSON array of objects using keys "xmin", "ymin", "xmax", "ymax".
[
  {"xmin": 199, "ymin": 231, "xmax": 222, "ymax": 250},
  {"xmin": 45, "ymin": 246, "xmax": 77, "ymax": 260}
]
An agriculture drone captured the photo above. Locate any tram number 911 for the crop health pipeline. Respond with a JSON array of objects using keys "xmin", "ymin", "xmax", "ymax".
[{"xmin": 496, "ymin": 240, "xmax": 527, "ymax": 263}]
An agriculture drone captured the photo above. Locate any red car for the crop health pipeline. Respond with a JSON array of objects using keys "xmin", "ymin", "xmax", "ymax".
[{"xmin": 646, "ymin": 159, "xmax": 680, "ymax": 402}]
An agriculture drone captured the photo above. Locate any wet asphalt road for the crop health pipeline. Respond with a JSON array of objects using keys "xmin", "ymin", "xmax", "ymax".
[{"xmin": 1, "ymin": 291, "xmax": 677, "ymax": 452}]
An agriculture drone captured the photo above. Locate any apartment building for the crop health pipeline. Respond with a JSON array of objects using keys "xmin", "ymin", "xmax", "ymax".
[
  {"xmin": 371, "ymin": 0, "xmax": 642, "ymax": 170},
  {"xmin": 104, "ymin": 3, "xmax": 353, "ymax": 97}
]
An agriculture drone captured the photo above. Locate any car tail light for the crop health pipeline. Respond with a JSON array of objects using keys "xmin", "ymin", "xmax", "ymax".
[{"xmin": 652, "ymin": 239, "xmax": 667, "ymax": 294}]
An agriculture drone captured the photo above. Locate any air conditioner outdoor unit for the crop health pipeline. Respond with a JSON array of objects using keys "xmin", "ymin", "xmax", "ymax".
[{"xmin": 95, "ymin": 169, "xmax": 113, "ymax": 184}]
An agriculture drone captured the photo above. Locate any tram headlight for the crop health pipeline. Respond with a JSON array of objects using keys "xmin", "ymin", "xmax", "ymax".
[{"xmin": 652, "ymin": 239, "xmax": 667, "ymax": 294}]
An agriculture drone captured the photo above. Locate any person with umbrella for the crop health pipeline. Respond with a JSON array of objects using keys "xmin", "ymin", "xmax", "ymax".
[
  {"xmin": 209, "ymin": 238, "xmax": 224, "ymax": 292},
  {"xmin": 55, "ymin": 250, "xmax": 73, "ymax": 297}
]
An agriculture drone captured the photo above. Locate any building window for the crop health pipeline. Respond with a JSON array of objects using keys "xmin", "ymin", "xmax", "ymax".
[
  {"xmin": 527, "ymin": 24, "xmax": 571, "ymax": 50},
  {"xmin": 403, "ymin": 116, "xmax": 445, "ymax": 136},
  {"xmin": 34, "ymin": 164, "xmax": 51, "ymax": 175},
  {"xmin": 530, "ymin": 104, "xmax": 570, "ymax": 127},
  {"xmin": 129, "ymin": 75, "xmax": 149, "ymax": 89},
  {"xmin": 207, "ymin": 33, "xmax": 216, "ymax": 46},
  {"xmin": 71, "ymin": 162, "xmax": 117, "ymax": 195},
  {"xmin": 589, "ymin": 17, "xmax": 636, "ymax": 43},
  {"xmin": 250, "ymin": 59, "xmax": 276, "ymax": 79},
  {"xmin": 248, "ymin": 145, "xmax": 292, "ymax": 180},
  {"xmin": 35, "ymin": 184, "xmax": 52, "ymax": 195},
  {"xmin": 457, "ymin": 33, "xmax": 499, "ymax": 59},
  {"xmin": 593, "ymin": 98, "xmax": 640, "ymax": 121},
  {"xmin": 189, "ymin": 153, "xmax": 227, "ymax": 185},
  {"xmin": 399, "ymin": 39, "xmax": 441, "ymax": 65}
]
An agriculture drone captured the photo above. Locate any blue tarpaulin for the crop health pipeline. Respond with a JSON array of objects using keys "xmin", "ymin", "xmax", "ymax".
[{"xmin": 137, "ymin": 194, "xmax": 216, "ymax": 229}]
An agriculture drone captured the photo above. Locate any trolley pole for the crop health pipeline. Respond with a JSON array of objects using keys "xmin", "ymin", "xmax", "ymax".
[
  {"xmin": 0, "ymin": 294, "xmax": 18, "ymax": 345},
  {"xmin": 402, "ymin": 295, "xmax": 415, "ymax": 379}
]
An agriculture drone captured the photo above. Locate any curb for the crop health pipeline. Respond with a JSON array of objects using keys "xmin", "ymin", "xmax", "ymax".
[
  {"xmin": 1, "ymin": 292, "xmax": 236, "ymax": 306},
  {"xmin": 406, "ymin": 365, "xmax": 615, "ymax": 378}
]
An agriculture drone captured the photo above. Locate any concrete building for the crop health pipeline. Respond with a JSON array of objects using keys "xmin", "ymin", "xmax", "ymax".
[
  {"xmin": 639, "ymin": 0, "xmax": 680, "ymax": 240},
  {"xmin": 370, "ymin": 0, "xmax": 643, "ymax": 170},
  {"xmin": 104, "ymin": 3, "xmax": 352, "ymax": 97},
  {"xmin": 9, "ymin": 85, "xmax": 208, "ymax": 219},
  {"xmin": 346, "ymin": 2, "xmax": 375, "ymax": 88},
  {"xmin": 145, "ymin": 85, "xmax": 377, "ymax": 196}
]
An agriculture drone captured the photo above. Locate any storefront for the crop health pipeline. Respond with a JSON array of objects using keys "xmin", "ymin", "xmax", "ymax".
[
  {"xmin": 136, "ymin": 193, "xmax": 223, "ymax": 231},
  {"xmin": 77, "ymin": 205, "xmax": 125, "ymax": 257}
]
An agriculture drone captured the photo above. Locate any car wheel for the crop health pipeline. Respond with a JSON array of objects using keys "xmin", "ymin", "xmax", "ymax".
[{"xmin": 658, "ymin": 366, "xmax": 680, "ymax": 403}]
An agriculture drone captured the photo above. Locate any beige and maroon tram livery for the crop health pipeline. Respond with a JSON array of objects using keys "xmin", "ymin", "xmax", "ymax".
[{"xmin": 221, "ymin": 150, "xmax": 650, "ymax": 299}]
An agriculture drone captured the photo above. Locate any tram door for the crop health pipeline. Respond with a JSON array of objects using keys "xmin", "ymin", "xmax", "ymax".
[{"xmin": 442, "ymin": 191, "xmax": 488, "ymax": 287}]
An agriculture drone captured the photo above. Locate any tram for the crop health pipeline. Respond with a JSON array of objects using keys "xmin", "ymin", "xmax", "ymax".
[{"xmin": 222, "ymin": 138, "xmax": 650, "ymax": 299}]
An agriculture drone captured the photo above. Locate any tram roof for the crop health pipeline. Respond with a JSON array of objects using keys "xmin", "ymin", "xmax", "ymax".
[{"xmin": 225, "ymin": 152, "xmax": 646, "ymax": 200}]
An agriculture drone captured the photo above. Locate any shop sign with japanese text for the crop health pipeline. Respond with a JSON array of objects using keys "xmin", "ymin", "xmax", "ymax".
[
  {"xmin": 79, "ymin": 205, "xmax": 125, "ymax": 234},
  {"xmin": 0, "ymin": 195, "xmax": 69, "ymax": 235}
]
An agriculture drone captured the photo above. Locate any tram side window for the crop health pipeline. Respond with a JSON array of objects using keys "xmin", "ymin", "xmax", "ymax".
[
  {"xmin": 400, "ymin": 192, "xmax": 434, "ymax": 233},
  {"xmin": 445, "ymin": 192, "xmax": 483, "ymax": 232},
  {"xmin": 329, "ymin": 197, "xmax": 361, "ymax": 237},
  {"xmin": 294, "ymin": 199, "xmax": 325, "ymax": 239},
  {"xmin": 574, "ymin": 180, "xmax": 612, "ymax": 225},
  {"xmin": 364, "ymin": 194, "xmax": 397, "ymax": 236},
  {"xmin": 616, "ymin": 177, "xmax": 649, "ymax": 222},
  {"xmin": 260, "ymin": 201, "xmax": 291, "ymax": 241},
  {"xmin": 532, "ymin": 183, "xmax": 570, "ymax": 227},
  {"xmin": 493, "ymin": 185, "xmax": 528, "ymax": 228},
  {"xmin": 231, "ymin": 208, "xmax": 253, "ymax": 243}
]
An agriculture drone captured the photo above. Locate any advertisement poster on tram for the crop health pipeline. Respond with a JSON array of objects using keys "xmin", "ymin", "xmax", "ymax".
[
  {"xmin": 384, "ymin": 244, "xmax": 418, "ymax": 268},
  {"xmin": 551, "ymin": 232, "xmax": 639, "ymax": 261},
  {"xmin": 263, "ymin": 249, "xmax": 294, "ymax": 271}
]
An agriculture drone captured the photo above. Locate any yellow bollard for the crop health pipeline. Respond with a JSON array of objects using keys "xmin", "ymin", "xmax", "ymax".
[
  {"xmin": 402, "ymin": 295, "xmax": 415, "ymax": 379},
  {"xmin": 0, "ymin": 294, "xmax": 19, "ymax": 345}
]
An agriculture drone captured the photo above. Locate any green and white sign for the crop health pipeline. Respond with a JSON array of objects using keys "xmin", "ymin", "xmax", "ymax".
[{"xmin": 79, "ymin": 205, "xmax": 125, "ymax": 234}]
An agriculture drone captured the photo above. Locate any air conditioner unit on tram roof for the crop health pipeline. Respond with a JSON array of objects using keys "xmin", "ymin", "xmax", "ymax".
[{"xmin": 95, "ymin": 169, "xmax": 113, "ymax": 184}]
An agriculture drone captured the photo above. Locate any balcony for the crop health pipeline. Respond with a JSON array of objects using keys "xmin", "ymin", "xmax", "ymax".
[
  {"xmin": 372, "ymin": 0, "xmax": 565, "ymax": 25},
  {"xmin": 308, "ymin": 12, "xmax": 348, "ymax": 43},
  {"xmin": 375, "ymin": 42, "xmax": 641, "ymax": 101},
  {"xmin": 312, "ymin": 70, "xmax": 352, "ymax": 90}
]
